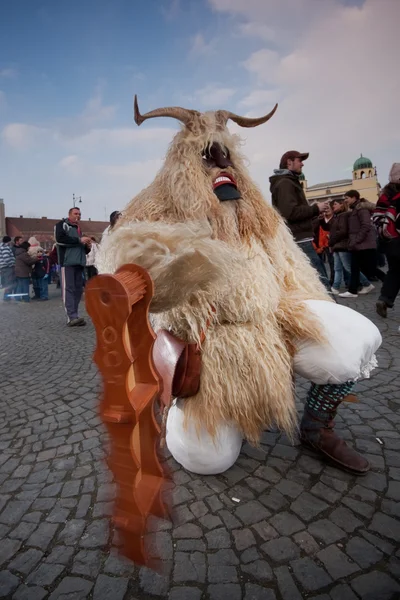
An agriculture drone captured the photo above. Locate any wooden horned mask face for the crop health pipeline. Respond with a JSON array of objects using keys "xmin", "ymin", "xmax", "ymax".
[{"xmin": 134, "ymin": 95, "xmax": 278, "ymax": 204}]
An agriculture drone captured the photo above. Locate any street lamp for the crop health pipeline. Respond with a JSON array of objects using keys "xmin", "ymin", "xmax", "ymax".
[{"xmin": 72, "ymin": 193, "xmax": 82, "ymax": 208}]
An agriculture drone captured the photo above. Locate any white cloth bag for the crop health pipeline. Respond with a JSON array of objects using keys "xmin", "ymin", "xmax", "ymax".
[
  {"xmin": 294, "ymin": 300, "xmax": 382, "ymax": 384},
  {"xmin": 166, "ymin": 399, "xmax": 242, "ymax": 475}
]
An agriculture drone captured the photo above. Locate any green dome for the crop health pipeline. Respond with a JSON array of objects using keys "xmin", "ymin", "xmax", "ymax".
[
  {"xmin": 299, "ymin": 172, "xmax": 305, "ymax": 180},
  {"xmin": 353, "ymin": 154, "xmax": 373, "ymax": 171}
]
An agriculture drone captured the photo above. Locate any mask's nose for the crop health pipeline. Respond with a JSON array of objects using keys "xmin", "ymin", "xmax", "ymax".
[{"xmin": 213, "ymin": 147, "xmax": 233, "ymax": 169}]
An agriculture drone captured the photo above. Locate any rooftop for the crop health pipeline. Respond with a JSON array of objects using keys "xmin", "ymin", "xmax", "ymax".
[{"xmin": 307, "ymin": 178, "xmax": 352, "ymax": 191}]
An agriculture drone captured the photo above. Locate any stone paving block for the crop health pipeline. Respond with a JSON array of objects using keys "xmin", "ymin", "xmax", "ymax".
[
  {"xmin": 0, "ymin": 500, "xmax": 32, "ymax": 526},
  {"xmin": 208, "ymin": 549, "xmax": 239, "ymax": 566},
  {"xmin": 269, "ymin": 511, "xmax": 304, "ymax": 536},
  {"xmin": 293, "ymin": 531, "xmax": 320, "ymax": 555},
  {"xmin": 139, "ymin": 565, "xmax": 170, "ymax": 597},
  {"xmin": 275, "ymin": 565, "xmax": 302, "ymax": 600},
  {"xmin": 46, "ymin": 546, "xmax": 75, "ymax": 565},
  {"xmin": 26, "ymin": 562, "xmax": 65, "ymax": 586},
  {"xmin": 275, "ymin": 478, "xmax": 303, "ymax": 499},
  {"xmin": 351, "ymin": 571, "xmax": 400, "ymax": 599},
  {"xmin": 9, "ymin": 521, "xmax": 37, "ymax": 541},
  {"xmin": 261, "ymin": 537, "xmax": 301, "ymax": 563},
  {"xmin": 199, "ymin": 514, "xmax": 223, "ymax": 529},
  {"xmin": 241, "ymin": 560, "xmax": 273, "ymax": 582},
  {"xmin": 8, "ymin": 548, "xmax": 43, "ymax": 575},
  {"xmin": 308, "ymin": 519, "xmax": 346, "ymax": 544},
  {"xmin": 330, "ymin": 507, "xmax": 363, "ymax": 533},
  {"xmin": 26, "ymin": 522, "xmax": 59, "ymax": 551},
  {"xmin": 13, "ymin": 584, "xmax": 48, "ymax": 600},
  {"xmin": 48, "ymin": 576, "xmax": 93, "ymax": 599},
  {"xmin": 208, "ymin": 565, "xmax": 238, "ymax": 583},
  {"xmin": 71, "ymin": 549, "xmax": 102, "ymax": 578},
  {"xmin": 233, "ymin": 528, "xmax": 256, "ymax": 551},
  {"xmin": 57, "ymin": 519, "xmax": 86, "ymax": 545},
  {"xmin": 329, "ymin": 583, "xmax": 359, "ymax": 600},
  {"xmin": 235, "ymin": 500, "xmax": 270, "ymax": 525},
  {"xmin": 290, "ymin": 557, "xmax": 332, "ymax": 592},
  {"xmin": 259, "ymin": 489, "xmax": 288, "ymax": 511},
  {"xmin": 169, "ymin": 587, "xmax": 202, "ymax": 600},
  {"xmin": 244, "ymin": 584, "xmax": 276, "ymax": 599},
  {"xmin": 0, "ymin": 538, "xmax": 22, "ymax": 566},
  {"xmin": 79, "ymin": 519, "xmax": 109, "ymax": 547},
  {"xmin": 341, "ymin": 496, "xmax": 375, "ymax": 518},
  {"xmin": 369, "ymin": 512, "xmax": 400, "ymax": 542},
  {"xmin": 0, "ymin": 570, "xmax": 20, "ymax": 597},
  {"xmin": 176, "ymin": 539, "xmax": 206, "ymax": 552},
  {"xmin": 290, "ymin": 492, "xmax": 329, "ymax": 522},
  {"xmin": 206, "ymin": 527, "xmax": 231, "ymax": 549},
  {"xmin": 92, "ymin": 574, "xmax": 129, "ymax": 600},
  {"xmin": 208, "ymin": 583, "xmax": 242, "ymax": 600},
  {"xmin": 317, "ymin": 544, "xmax": 360, "ymax": 579},
  {"xmin": 173, "ymin": 523, "xmax": 203, "ymax": 539},
  {"xmin": 360, "ymin": 530, "xmax": 395, "ymax": 556},
  {"xmin": 346, "ymin": 536, "xmax": 383, "ymax": 568}
]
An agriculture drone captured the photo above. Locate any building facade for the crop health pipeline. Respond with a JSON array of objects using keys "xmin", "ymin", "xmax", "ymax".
[
  {"xmin": 5, "ymin": 216, "xmax": 108, "ymax": 250},
  {"xmin": 302, "ymin": 155, "xmax": 381, "ymax": 205}
]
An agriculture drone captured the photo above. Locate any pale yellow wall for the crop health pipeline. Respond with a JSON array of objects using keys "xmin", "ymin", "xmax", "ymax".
[{"xmin": 305, "ymin": 168, "xmax": 380, "ymax": 205}]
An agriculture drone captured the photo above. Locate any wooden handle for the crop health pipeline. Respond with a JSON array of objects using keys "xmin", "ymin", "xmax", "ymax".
[{"xmin": 85, "ymin": 264, "xmax": 169, "ymax": 566}]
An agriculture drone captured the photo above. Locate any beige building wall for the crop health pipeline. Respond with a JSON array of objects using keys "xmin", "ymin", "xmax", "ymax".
[{"xmin": 303, "ymin": 157, "xmax": 380, "ymax": 205}]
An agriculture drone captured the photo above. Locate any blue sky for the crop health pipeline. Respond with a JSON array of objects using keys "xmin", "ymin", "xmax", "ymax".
[{"xmin": 0, "ymin": 0, "xmax": 398, "ymax": 221}]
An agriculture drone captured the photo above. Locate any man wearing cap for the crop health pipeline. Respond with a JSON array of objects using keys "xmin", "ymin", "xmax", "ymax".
[{"xmin": 270, "ymin": 151, "xmax": 331, "ymax": 292}]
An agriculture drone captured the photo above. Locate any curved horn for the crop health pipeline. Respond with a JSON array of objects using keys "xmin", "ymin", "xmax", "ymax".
[
  {"xmin": 134, "ymin": 95, "xmax": 200, "ymax": 127},
  {"xmin": 217, "ymin": 104, "xmax": 278, "ymax": 128}
]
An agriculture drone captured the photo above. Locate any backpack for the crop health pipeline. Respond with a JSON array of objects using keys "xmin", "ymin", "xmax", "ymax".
[{"xmin": 373, "ymin": 192, "xmax": 400, "ymax": 240}]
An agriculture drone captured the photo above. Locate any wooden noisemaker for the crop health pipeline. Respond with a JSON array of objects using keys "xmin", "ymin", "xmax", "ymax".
[{"xmin": 85, "ymin": 264, "xmax": 168, "ymax": 566}]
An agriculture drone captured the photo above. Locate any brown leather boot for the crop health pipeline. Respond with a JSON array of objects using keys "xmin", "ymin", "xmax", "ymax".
[{"xmin": 300, "ymin": 417, "xmax": 370, "ymax": 475}]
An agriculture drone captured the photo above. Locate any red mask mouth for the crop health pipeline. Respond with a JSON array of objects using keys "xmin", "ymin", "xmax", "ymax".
[{"xmin": 212, "ymin": 172, "xmax": 237, "ymax": 190}]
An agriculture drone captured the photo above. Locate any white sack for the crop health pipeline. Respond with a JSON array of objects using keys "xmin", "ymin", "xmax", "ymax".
[
  {"xmin": 294, "ymin": 299, "xmax": 382, "ymax": 384},
  {"xmin": 166, "ymin": 400, "xmax": 242, "ymax": 475}
]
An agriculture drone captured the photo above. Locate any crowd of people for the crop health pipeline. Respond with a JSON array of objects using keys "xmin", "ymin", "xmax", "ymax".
[
  {"xmin": 271, "ymin": 153, "xmax": 400, "ymax": 319},
  {"xmin": 0, "ymin": 210, "xmax": 121, "ymax": 324},
  {"xmin": 1, "ymin": 158, "xmax": 399, "ymax": 325}
]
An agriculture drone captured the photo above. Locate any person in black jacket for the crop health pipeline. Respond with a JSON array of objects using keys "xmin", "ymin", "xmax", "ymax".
[
  {"xmin": 270, "ymin": 150, "xmax": 330, "ymax": 291},
  {"xmin": 55, "ymin": 207, "xmax": 92, "ymax": 326},
  {"xmin": 32, "ymin": 249, "xmax": 50, "ymax": 300}
]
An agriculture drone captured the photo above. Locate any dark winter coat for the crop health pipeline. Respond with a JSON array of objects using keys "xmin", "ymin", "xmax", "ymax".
[
  {"xmin": 32, "ymin": 256, "xmax": 50, "ymax": 279},
  {"xmin": 348, "ymin": 199, "xmax": 377, "ymax": 251},
  {"xmin": 270, "ymin": 171, "xmax": 319, "ymax": 242},
  {"xmin": 329, "ymin": 211, "xmax": 350, "ymax": 252},
  {"xmin": 15, "ymin": 248, "xmax": 37, "ymax": 278},
  {"xmin": 55, "ymin": 219, "xmax": 88, "ymax": 267}
]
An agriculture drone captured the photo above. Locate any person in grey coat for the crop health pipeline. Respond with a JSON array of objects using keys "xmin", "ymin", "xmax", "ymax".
[{"xmin": 55, "ymin": 207, "xmax": 91, "ymax": 326}]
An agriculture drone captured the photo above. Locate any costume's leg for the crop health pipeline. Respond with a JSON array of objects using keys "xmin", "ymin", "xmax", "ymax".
[{"xmin": 300, "ymin": 381, "xmax": 369, "ymax": 474}]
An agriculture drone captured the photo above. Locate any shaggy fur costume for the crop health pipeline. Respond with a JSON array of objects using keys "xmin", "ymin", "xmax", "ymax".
[{"xmin": 97, "ymin": 109, "xmax": 330, "ymax": 443}]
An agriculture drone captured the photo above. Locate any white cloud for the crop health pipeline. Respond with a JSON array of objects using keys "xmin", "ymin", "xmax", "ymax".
[
  {"xmin": 239, "ymin": 89, "xmax": 280, "ymax": 109},
  {"xmin": 190, "ymin": 33, "xmax": 215, "ymax": 57},
  {"xmin": 2, "ymin": 123, "xmax": 47, "ymax": 150},
  {"xmin": 208, "ymin": 0, "xmax": 400, "ymax": 188},
  {"xmin": 191, "ymin": 84, "xmax": 237, "ymax": 107}
]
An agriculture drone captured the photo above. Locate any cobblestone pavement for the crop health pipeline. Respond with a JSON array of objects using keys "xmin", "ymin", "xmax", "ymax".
[{"xmin": 0, "ymin": 284, "xmax": 399, "ymax": 600}]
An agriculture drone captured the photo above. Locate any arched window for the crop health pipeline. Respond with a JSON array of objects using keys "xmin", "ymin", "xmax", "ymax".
[
  {"xmin": 354, "ymin": 172, "xmax": 357, "ymax": 180},
  {"xmin": 369, "ymin": 170, "xmax": 372, "ymax": 177},
  {"xmin": 360, "ymin": 171, "xmax": 365, "ymax": 179},
  {"xmin": 326, "ymin": 189, "xmax": 331, "ymax": 195}
]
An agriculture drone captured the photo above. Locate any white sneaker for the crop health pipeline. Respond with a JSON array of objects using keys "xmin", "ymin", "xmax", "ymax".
[
  {"xmin": 339, "ymin": 291, "xmax": 358, "ymax": 298},
  {"xmin": 358, "ymin": 284, "xmax": 375, "ymax": 295},
  {"xmin": 330, "ymin": 288, "xmax": 340, "ymax": 295}
]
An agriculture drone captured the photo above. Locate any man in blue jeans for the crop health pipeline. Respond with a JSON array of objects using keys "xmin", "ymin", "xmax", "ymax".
[
  {"xmin": 270, "ymin": 150, "xmax": 331, "ymax": 292},
  {"xmin": 55, "ymin": 207, "xmax": 92, "ymax": 326}
]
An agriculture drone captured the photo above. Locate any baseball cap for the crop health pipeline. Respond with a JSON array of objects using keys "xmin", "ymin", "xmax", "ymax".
[{"xmin": 280, "ymin": 150, "xmax": 309, "ymax": 169}]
